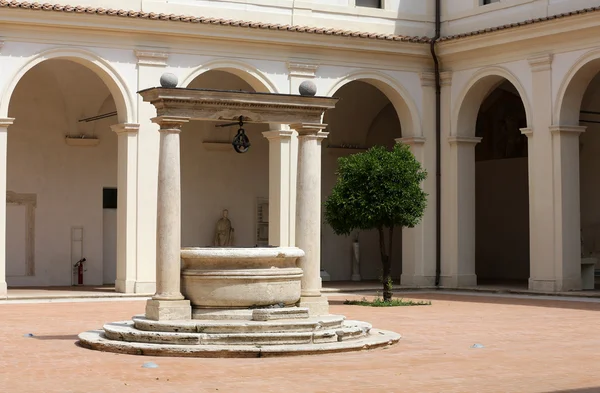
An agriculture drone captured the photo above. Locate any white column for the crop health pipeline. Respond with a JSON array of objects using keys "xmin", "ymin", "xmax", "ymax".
[
  {"xmin": 399, "ymin": 70, "xmax": 438, "ymax": 287},
  {"xmin": 145, "ymin": 116, "xmax": 191, "ymax": 321},
  {"xmin": 111, "ymin": 123, "xmax": 139, "ymax": 293},
  {"xmin": 133, "ymin": 51, "xmax": 169, "ymax": 294},
  {"xmin": 551, "ymin": 125, "xmax": 585, "ymax": 291},
  {"xmin": 440, "ymin": 136, "xmax": 481, "ymax": 287},
  {"xmin": 292, "ymin": 123, "xmax": 329, "ymax": 316},
  {"xmin": 0, "ymin": 118, "xmax": 13, "ymax": 299},
  {"xmin": 262, "ymin": 128, "xmax": 294, "ymax": 247}
]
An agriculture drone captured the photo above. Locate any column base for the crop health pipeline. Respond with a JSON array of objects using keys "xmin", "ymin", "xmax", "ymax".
[
  {"xmin": 134, "ymin": 281, "xmax": 156, "ymax": 294},
  {"xmin": 351, "ymin": 274, "xmax": 362, "ymax": 282},
  {"xmin": 0, "ymin": 281, "xmax": 6, "ymax": 299},
  {"xmin": 439, "ymin": 274, "xmax": 477, "ymax": 288},
  {"xmin": 298, "ymin": 296, "xmax": 329, "ymax": 316},
  {"xmin": 115, "ymin": 279, "xmax": 136, "ymax": 294},
  {"xmin": 145, "ymin": 299, "xmax": 191, "ymax": 321},
  {"xmin": 401, "ymin": 274, "xmax": 436, "ymax": 287},
  {"xmin": 529, "ymin": 277, "xmax": 582, "ymax": 292}
]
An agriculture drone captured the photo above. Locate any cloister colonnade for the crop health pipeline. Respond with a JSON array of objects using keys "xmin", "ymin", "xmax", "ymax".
[{"xmin": 0, "ymin": 42, "xmax": 600, "ymax": 296}]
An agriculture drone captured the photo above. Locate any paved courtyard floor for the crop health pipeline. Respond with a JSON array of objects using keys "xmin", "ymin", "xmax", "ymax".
[{"xmin": 0, "ymin": 292, "xmax": 598, "ymax": 393}]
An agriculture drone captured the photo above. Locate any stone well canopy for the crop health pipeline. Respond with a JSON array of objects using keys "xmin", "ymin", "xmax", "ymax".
[{"xmin": 138, "ymin": 87, "xmax": 339, "ymax": 124}]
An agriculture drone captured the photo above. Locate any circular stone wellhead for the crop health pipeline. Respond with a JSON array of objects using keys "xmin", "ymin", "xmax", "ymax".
[
  {"xmin": 160, "ymin": 73, "xmax": 179, "ymax": 88},
  {"xmin": 299, "ymin": 80, "xmax": 317, "ymax": 96}
]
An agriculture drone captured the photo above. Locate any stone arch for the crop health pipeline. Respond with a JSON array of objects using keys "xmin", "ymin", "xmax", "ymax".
[
  {"xmin": 454, "ymin": 67, "xmax": 532, "ymax": 137},
  {"xmin": 326, "ymin": 71, "xmax": 421, "ymax": 138},
  {"xmin": 0, "ymin": 47, "xmax": 134, "ymax": 124},
  {"xmin": 180, "ymin": 59, "xmax": 278, "ymax": 93},
  {"xmin": 555, "ymin": 49, "xmax": 600, "ymax": 126}
]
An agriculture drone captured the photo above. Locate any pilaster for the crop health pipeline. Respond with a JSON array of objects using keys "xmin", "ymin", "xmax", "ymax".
[
  {"xmin": 0, "ymin": 118, "xmax": 14, "ymax": 299},
  {"xmin": 550, "ymin": 125, "xmax": 586, "ymax": 291},
  {"xmin": 111, "ymin": 123, "xmax": 140, "ymax": 293},
  {"xmin": 526, "ymin": 53, "xmax": 560, "ymax": 292},
  {"xmin": 133, "ymin": 49, "xmax": 169, "ymax": 294},
  {"xmin": 262, "ymin": 128, "xmax": 294, "ymax": 247},
  {"xmin": 440, "ymin": 135, "xmax": 481, "ymax": 288}
]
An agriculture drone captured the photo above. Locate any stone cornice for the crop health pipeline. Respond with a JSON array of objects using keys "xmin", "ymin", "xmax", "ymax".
[
  {"xmin": 396, "ymin": 136, "xmax": 426, "ymax": 145},
  {"xmin": 448, "ymin": 136, "xmax": 481, "ymax": 145},
  {"xmin": 135, "ymin": 50, "xmax": 168, "ymax": 67},
  {"xmin": 549, "ymin": 125, "xmax": 586, "ymax": 135},
  {"xmin": 262, "ymin": 130, "xmax": 294, "ymax": 140},
  {"xmin": 287, "ymin": 62, "xmax": 318, "ymax": 79},
  {"xmin": 111, "ymin": 123, "xmax": 141, "ymax": 134},
  {"xmin": 528, "ymin": 54, "xmax": 553, "ymax": 72},
  {"xmin": 0, "ymin": 118, "xmax": 15, "ymax": 127},
  {"xmin": 520, "ymin": 127, "xmax": 533, "ymax": 138}
]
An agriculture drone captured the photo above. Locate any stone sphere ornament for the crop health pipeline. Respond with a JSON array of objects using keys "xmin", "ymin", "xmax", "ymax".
[
  {"xmin": 160, "ymin": 73, "xmax": 178, "ymax": 88},
  {"xmin": 299, "ymin": 80, "xmax": 317, "ymax": 96}
]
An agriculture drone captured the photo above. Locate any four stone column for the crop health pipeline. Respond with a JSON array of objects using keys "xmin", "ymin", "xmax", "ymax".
[
  {"xmin": 0, "ymin": 118, "xmax": 14, "ymax": 299},
  {"xmin": 262, "ymin": 127, "xmax": 294, "ymax": 247},
  {"xmin": 145, "ymin": 116, "xmax": 191, "ymax": 321},
  {"xmin": 441, "ymin": 135, "xmax": 481, "ymax": 287},
  {"xmin": 292, "ymin": 123, "xmax": 329, "ymax": 316}
]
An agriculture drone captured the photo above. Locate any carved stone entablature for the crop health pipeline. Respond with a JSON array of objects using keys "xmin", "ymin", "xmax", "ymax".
[{"xmin": 139, "ymin": 87, "xmax": 338, "ymax": 125}]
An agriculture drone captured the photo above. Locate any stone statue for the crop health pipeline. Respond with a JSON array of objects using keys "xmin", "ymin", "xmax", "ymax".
[
  {"xmin": 214, "ymin": 209, "xmax": 234, "ymax": 247},
  {"xmin": 351, "ymin": 232, "xmax": 361, "ymax": 282}
]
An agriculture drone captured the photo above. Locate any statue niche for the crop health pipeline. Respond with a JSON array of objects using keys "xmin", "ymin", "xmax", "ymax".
[{"xmin": 214, "ymin": 209, "xmax": 235, "ymax": 247}]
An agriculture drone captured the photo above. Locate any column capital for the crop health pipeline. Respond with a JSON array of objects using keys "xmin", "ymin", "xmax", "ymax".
[
  {"xmin": 290, "ymin": 123, "xmax": 328, "ymax": 137},
  {"xmin": 262, "ymin": 130, "xmax": 294, "ymax": 141},
  {"xmin": 440, "ymin": 71, "xmax": 453, "ymax": 87},
  {"xmin": 549, "ymin": 125, "xmax": 586, "ymax": 135},
  {"xmin": 111, "ymin": 123, "xmax": 140, "ymax": 135},
  {"xmin": 151, "ymin": 116, "xmax": 189, "ymax": 133},
  {"xmin": 396, "ymin": 136, "xmax": 426, "ymax": 145},
  {"xmin": 0, "ymin": 118, "xmax": 15, "ymax": 127},
  {"xmin": 135, "ymin": 50, "xmax": 169, "ymax": 67},
  {"xmin": 419, "ymin": 72, "xmax": 436, "ymax": 87},
  {"xmin": 520, "ymin": 127, "xmax": 533, "ymax": 138},
  {"xmin": 528, "ymin": 53, "xmax": 553, "ymax": 72},
  {"xmin": 448, "ymin": 135, "xmax": 481, "ymax": 145}
]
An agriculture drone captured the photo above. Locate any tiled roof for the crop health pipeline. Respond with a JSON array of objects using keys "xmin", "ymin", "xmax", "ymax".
[
  {"xmin": 440, "ymin": 6, "xmax": 600, "ymax": 42},
  {"xmin": 0, "ymin": 0, "xmax": 431, "ymax": 43},
  {"xmin": 1, "ymin": 1, "xmax": 599, "ymax": 44}
]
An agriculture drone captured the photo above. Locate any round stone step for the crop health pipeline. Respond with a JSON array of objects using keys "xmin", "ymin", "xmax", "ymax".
[
  {"xmin": 78, "ymin": 327, "xmax": 401, "ymax": 358},
  {"xmin": 132, "ymin": 315, "xmax": 345, "ymax": 334},
  {"xmin": 104, "ymin": 320, "xmax": 367, "ymax": 346}
]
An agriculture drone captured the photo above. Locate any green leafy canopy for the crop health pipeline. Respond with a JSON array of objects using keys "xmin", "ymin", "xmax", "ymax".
[{"xmin": 324, "ymin": 143, "xmax": 428, "ymax": 236}]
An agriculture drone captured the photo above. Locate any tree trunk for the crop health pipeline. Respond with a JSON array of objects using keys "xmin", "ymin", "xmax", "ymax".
[{"xmin": 378, "ymin": 227, "xmax": 393, "ymax": 301}]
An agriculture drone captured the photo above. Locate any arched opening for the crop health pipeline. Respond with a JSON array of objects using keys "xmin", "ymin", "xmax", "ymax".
[
  {"xmin": 574, "ymin": 65, "xmax": 600, "ymax": 288},
  {"xmin": 6, "ymin": 59, "xmax": 123, "ymax": 287},
  {"xmin": 473, "ymin": 80, "xmax": 530, "ymax": 286},
  {"xmin": 180, "ymin": 70, "xmax": 270, "ymax": 248},
  {"xmin": 321, "ymin": 80, "xmax": 403, "ymax": 282}
]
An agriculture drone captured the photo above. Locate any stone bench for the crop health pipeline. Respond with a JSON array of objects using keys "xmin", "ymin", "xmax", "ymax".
[{"xmin": 581, "ymin": 257, "xmax": 597, "ymax": 290}]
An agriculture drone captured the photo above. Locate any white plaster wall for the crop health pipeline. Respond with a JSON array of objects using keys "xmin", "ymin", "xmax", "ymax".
[
  {"xmin": 442, "ymin": 0, "xmax": 600, "ymax": 37},
  {"xmin": 180, "ymin": 71, "xmax": 269, "ymax": 248},
  {"xmin": 6, "ymin": 59, "xmax": 118, "ymax": 286}
]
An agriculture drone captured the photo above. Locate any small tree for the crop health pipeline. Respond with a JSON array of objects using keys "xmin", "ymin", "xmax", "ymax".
[{"xmin": 324, "ymin": 143, "xmax": 427, "ymax": 301}]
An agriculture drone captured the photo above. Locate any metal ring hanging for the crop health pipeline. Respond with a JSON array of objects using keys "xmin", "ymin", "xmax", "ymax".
[{"xmin": 232, "ymin": 117, "xmax": 251, "ymax": 154}]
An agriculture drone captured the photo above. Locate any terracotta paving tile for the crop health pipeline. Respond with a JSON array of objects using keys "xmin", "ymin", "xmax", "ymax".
[{"xmin": 1, "ymin": 294, "xmax": 599, "ymax": 393}]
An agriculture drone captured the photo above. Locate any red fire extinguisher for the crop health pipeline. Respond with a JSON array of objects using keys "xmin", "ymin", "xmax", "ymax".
[{"xmin": 74, "ymin": 258, "xmax": 86, "ymax": 285}]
